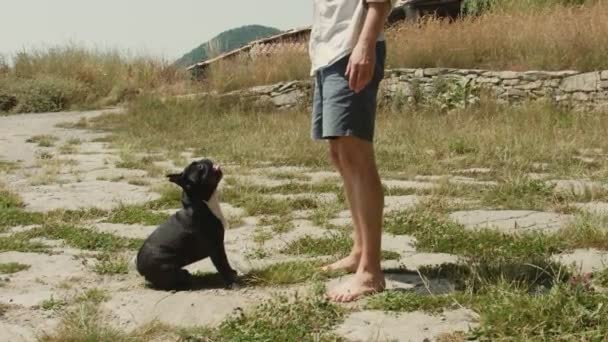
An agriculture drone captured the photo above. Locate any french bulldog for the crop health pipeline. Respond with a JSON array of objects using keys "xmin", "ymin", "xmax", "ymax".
[{"xmin": 135, "ymin": 159, "xmax": 238, "ymax": 291}]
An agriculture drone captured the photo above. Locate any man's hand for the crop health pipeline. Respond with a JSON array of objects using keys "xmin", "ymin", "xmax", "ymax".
[
  {"xmin": 345, "ymin": 1, "xmax": 392, "ymax": 93},
  {"xmin": 346, "ymin": 41, "xmax": 376, "ymax": 94}
]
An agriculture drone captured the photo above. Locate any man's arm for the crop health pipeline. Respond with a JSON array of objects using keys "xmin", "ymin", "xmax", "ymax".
[{"xmin": 346, "ymin": 0, "xmax": 392, "ymax": 93}]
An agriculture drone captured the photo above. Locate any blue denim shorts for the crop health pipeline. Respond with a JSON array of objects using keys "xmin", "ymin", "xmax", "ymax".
[{"xmin": 311, "ymin": 41, "xmax": 386, "ymax": 142}]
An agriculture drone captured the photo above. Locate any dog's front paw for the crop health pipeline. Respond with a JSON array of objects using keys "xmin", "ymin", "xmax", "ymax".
[{"xmin": 227, "ymin": 281, "xmax": 241, "ymax": 290}]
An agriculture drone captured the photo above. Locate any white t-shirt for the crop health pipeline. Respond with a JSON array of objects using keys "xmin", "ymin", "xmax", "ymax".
[{"xmin": 309, "ymin": 0, "xmax": 394, "ymax": 75}]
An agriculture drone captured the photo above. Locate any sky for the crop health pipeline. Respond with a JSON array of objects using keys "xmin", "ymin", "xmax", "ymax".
[{"xmin": 0, "ymin": 0, "xmax": 311, "ymax": 61}]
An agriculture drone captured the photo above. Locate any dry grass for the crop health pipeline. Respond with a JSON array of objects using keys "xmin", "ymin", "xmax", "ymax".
[
  {"xmin": 1, "ymin": 45, "xmax": 195, "ymax": 113},
  {"xmin": 94, "ymin": 96, "xmax": 608, "ymax": 179},
  {"xmin": 197, "ymin": 2, "xmax": 608, "ymax": 94},
  {"xmin": 203, "ymin": 49, "xmax": 310, "ymax": 93},
  {"xmin": 387, "ymin": 2, "xmax": 608, "ymax": 71}
]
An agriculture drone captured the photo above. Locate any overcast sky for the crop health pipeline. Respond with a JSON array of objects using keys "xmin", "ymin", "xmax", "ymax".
[{"xmin": 0, "ymin": 0, "xmax": 311, "ymax": 61}]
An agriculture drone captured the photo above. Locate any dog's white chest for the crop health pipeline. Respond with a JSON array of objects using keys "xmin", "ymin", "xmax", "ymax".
[{"xmin": 205, "ymin": 192, "xmax": 228, "ymax": 229}]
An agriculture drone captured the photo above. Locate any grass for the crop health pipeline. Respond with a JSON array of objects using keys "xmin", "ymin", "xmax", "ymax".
[
  {"xmin": 1, "ymin": 45, "xmax": 193, "ymax": 114},
  {"xmin": 556, "ymin": 212, "xmax": 608, "ymax": 250},
  {"xmin": 0, "ymin": 182, "xmax": 24, "ymax": 209},
  {"xmin": 0, "ymin": 160, "xmax": 18, "ymax": 173},
  {"xmin": 221, "ymin": 184, "xmax": 318, "ymax": 217},
  {"xmin": 282, "ymin": 233, "xmax": 352, "ymax": 258},
  {"xmin": 41, "ymin": 296, "xmax": 68, "ymax": 311},
  {"xmin": 104, "ymin": 204, "xmax": 169, "ymax": 225},
  {"xmin": 26, "ymin": 134, "xmax": 59, "ymax": 147},
  {"xmin": 93, "ymin": 253, "xmax": 130, "ymax": 275},
  {"xmin": 115, "ymin": 152, "xmax": 165, "ymax": 177},
  {"xmin": 268, "ymin": 171, "xmax": 312, "ymax": 182},
  {"xmin": 0, "ymin": 262, "xmax": 30, "ymax": 274},
  {"xmin": 189, "ymin": 2, "xmax": 608, "ymax": 93},
  {"xmin": 39, "ymin": 302, "xmax": 176, "ymax": 342},
  {"xmin": 246, "ymin": 260, "xmax": 325, "ymax": 286},
  {"xmin": 282, "ymin": 233, "xmax": 403, "ymax": 261},
  {"xmin": 204, "ymin": 50, "xmax": 310, "ymax": 93},
  {"xmin": 75, "ymin": 289, "xmax": 110, "ymax": 304},
  {"xmin": 367, "ymin": 290, "xmax": 466, "ymax": 314},
  {"xmin": 194, "ymin": 291, "xmax": 345, "ymax": 342},
  {"xmin": 0, "ymin": 235, "xmax": 49, "ymax": 253},
  {"xmin": 367, "ymin": 281, "xmax": 608, "ymax": 340},
  {"xmin": 260, "ymin": 215, "xmax": 295, "ymax": 234},
  {"xmin": 597, "ymin": 268, "xmax": 608, "ymax": 287},
  {"xmin": 384, "ymin": 207, "xmax": 563, "ymax": 262},
  {"xmin": 93, "ymin": 96, "xmax": 608, "ymax": 180},
  {"xmin": 58, "ymin": 137, "xmax": 81, "ymax": 154},
  {"xmin": 386, "ymin": 1, "xmax": 608, "ymax": 71},
  {"xmin": 20, "ymin": 223, "xmax": 142, "ymax": 251}
]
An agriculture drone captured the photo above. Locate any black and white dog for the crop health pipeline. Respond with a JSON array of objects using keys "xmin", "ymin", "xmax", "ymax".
[{"xmin": 135, "ymin": 159, "xmax": 238, "ymax": 290}]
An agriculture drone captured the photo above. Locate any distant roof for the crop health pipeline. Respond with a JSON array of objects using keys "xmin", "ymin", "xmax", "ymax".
[{"xmin": 186, "ymin": 27, "xmax": 311, "ymax": 71}]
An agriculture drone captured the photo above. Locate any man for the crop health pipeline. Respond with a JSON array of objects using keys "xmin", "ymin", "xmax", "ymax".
[{"xmin": 310, "ymin": 0, "xmax": 394, "ymax": 302}]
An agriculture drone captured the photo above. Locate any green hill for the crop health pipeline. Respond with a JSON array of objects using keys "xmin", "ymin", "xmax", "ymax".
[{"xmin": 175, "ymin": 25, "xmax": 281, "ymax": 67}]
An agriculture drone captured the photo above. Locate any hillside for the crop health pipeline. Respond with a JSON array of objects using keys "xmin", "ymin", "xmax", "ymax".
[{"xmin": 175, "ymin": 25, "xmax": 281, "ymax": 67}]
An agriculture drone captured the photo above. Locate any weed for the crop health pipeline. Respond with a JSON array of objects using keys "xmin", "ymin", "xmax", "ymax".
[
  {"xmin": 26, "ymin": 135, "xmax": 59, "ymax": 147},
  {"xmin": 0, "ymin": 262, "xmax": 30, "ymax": 274},
  {"xmin": 41, "ymin": 296, "xmax": 67, "ymax": 311},
  {"xmin": 93, "ymin": 253, "xmax": 130, "ymax": 275}
]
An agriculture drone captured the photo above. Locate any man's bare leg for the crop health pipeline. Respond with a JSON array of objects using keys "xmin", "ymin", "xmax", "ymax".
[
  {"xmin": 326, "ymin": 136, "xmax": 385, "ymax": 302},
  {"xmin": 321, "ymin": 142, "xmax": 363, "ymax": 273}
]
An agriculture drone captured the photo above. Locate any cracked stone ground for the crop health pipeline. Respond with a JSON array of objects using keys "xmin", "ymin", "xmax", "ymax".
[{"xmin": 1, "ymin": 109, "xmax": 608, "ymax": 341}]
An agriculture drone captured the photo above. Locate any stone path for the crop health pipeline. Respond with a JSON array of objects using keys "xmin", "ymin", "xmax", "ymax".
[{"xmin": 1, "ymin": 109, "xmax": 607, "ymax": 341}]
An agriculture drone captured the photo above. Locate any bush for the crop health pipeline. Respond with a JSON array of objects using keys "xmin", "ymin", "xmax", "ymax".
[{"xmin": 6, "ymin": 76, "xmax": 88, "ymax": 113}]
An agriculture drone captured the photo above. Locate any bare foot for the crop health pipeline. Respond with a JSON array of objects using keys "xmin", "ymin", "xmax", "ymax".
[
  {"xmin": 321, "ymin": 253, "xmax": 360, "ymax": 273},
  {"xmin": 326, "ymin": 271, "xmax": 385, "ymax": 303}
]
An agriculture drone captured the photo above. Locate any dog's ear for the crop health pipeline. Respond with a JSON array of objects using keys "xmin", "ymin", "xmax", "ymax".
[{"xmin": 166, "ymin": 173, "xmax": 184, "ymax": 186}]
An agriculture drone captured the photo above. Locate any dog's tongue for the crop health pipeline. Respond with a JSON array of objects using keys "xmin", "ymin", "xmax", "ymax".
[{"xmin": 214, "ymin": 165, "xmax": 221, "ymax": 172}]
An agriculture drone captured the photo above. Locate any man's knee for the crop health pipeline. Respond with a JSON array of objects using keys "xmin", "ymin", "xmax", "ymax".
[
  {"xmin": 329, "ymin": 142, "xmax": 342, "ymax": 169},
  {"xmin": 330, "ymin": 137, "xmax": 374, "ymax": 170}
]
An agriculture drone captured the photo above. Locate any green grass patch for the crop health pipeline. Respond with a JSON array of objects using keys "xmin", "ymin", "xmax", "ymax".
[
  {"xmin": 197, "ymin": 292, "xmax": 345, "ymax": 342},
  {"xmin": 58, "ymin": 138, "xmax": 81, "ymax": 154},
  {"xmin": 381, "ymin": 250, "xmax": 402, "ymax": 261},
  {"xmin": 0, "ymin": 235, "xmax": 49, "ymax": 253},
  {"xmin": 596, "ymin": 268, "xmax": 608, "ymax": 287},
  {"xmin": 26, "ymin": 134, "xmax": 59, "ymax": 147},
  {"xmin": 41, "ymin": 296, "xmax": 67, "ymax": 311},
  {"xmin": 556, "ymin": 212, "xmax": 608, "ymax": 250},
  {"xmin": 0, "ymin": 262, "xmax": 30, "ymax": 274},
  {"xmin": 282, "ymin": 233, "xmax": 402, "ymax": 261},
  {"xmin": 268, "ymin": 171, "xmax": 312, "ymax": 182},
  {"xmin": 0, "ymin": 209, "xmax": 44, "ymax": 232},
  {"xmin": 21, "ymin": 224, "xmax": 142, "ymax": 251},
  {"xmin": 310, "ymin": 201, "xmax": 346, "ymax": 229},
  {"xmin": 470, "ymin": 283, "xmax": 608, "ymax": 340},
  {"xmin": 105, "ymin": 204, "xmax": 169, "ymax": 225},
  {"xmin": 0, "ymin": 184, "xmax": 23, "ymax": 209},
  {"xmin": 0, "ymin": 161, "xmax": 18, "ymax": 173},
  {"xmin": 115, "ymin": 153, "xmax": 165, "ymax": 177},
  {"xmin": 282, "ymin": 233, "xmax": 352, "ymax": 258},
  {"xmin": 147, "ymin": 184, "xmax": 182, "ymax": 209},
  {"xmin": 367, "ymin": 281, "xmax": 608, "ymax": 340},
  {"xmin": 481, "ymin": 177, "xmax": 558, "ymax": 210},
  {"xmin": 222, "ymin": 184, "xmax": 318, "ymax": 216},
  {"xmin": 384, "ymin": 207, "xmax": 564, "ymax": 262},
  {"xmin": 75, "ymin": 289, "xmax": 110, "ymax": 305},
  {"xmin": 260, "ymin": 215, "xmax": 295, "ymax": 234},
  {"xmin": 93, "ymin": 253, "xmax": 129, "ymax": 275},
  {"xmin": 245, "ymin": 260, "xmax": 342, "ymax": 286},
  {"xmin": 367, "ymin": 291, "xmax": 465, "ymax": 314}
]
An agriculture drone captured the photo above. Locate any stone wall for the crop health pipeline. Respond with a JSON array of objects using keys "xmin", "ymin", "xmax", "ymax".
[{"xmin": 222, "ymin": 69, "xmax": 608, "ymax": 111}]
